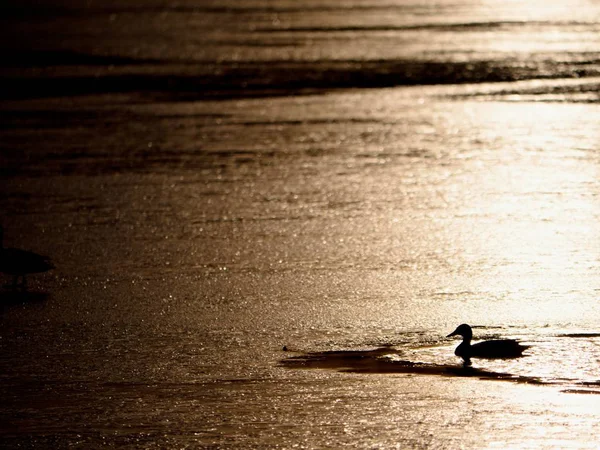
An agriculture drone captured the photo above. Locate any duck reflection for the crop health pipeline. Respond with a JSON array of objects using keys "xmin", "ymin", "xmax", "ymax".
[
  {"xmin": 0, "ymin": 289, "xmax": 50, "ymax": 311},
  {"xmin": 0, "ymin": 226, "xmax": 54, "ymax": 290}
]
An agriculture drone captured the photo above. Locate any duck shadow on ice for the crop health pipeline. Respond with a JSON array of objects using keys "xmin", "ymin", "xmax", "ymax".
[
  {"xmin": 280, "ymin": 324, "xmax": 600, "ymax": 393},
  {"xmin": 0, "ymin": 225, "xmax": 54, "ymax": 308},
  {"xmin": 280, "ymin": 346, "xmax": 543, "ymax": 385},
  {"xmin": 281, "ymin": 323, "xmax": 537, "ymax": 384}
]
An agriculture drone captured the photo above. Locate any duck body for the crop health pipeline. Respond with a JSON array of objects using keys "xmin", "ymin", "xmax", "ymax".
[
  {"xmin": 0, "ymin": 227, "xmax": 54, "ymax": 288},
  {"xmin": 448, "ymin": 324, "xmax": 529, "ymax": 364},
  {"xmin": 453, "ymin": 338, "xmax": 528, "ymax": 360}
]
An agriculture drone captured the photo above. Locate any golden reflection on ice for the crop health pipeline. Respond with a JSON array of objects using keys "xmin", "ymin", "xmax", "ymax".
[{"xmin": 450, "ymin": 102, "xmax": 600, "ymax": 305}]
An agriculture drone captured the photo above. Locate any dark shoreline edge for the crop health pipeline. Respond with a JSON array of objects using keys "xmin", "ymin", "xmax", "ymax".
[{"xmin": 2, "ymin": 54, "xmax": 599, "ymax": 101}]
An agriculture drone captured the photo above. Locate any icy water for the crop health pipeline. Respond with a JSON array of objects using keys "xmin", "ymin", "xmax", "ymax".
[{"xmin": 2, "ymin": 0, "xmax": 600, "ymax": 448}]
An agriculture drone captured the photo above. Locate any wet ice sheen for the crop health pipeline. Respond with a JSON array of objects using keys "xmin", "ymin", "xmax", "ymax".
[
  {"xmin": 2, "ymin": 0, "xmax": 600, "ymax": 448},
  {"xmin": 3, "ymin": 91, "xmax": 600, "ymax": 449}
]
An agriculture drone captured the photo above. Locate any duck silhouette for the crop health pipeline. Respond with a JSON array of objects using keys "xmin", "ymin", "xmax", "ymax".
[
  {"xmin": 447, "ymin": 324, "xmax": 529, "ymax": 365},
  {"xmin": 0, "ymin": 226, "xmax": 54, "ymax": 289}
]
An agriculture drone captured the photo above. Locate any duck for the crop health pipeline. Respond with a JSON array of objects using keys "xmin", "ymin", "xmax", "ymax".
[
  {"xmin": 447, "ymin": 323, "xmax": 529, "ymax": 365},
  {"xmin": 0, "ymin": 226, "xmax": 54, "ymax": 289}
]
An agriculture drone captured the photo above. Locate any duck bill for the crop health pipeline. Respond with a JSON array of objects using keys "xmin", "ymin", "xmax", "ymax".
[{"xmin": 447, "ymin": 331, "xmax": 458, "ymax": 338}]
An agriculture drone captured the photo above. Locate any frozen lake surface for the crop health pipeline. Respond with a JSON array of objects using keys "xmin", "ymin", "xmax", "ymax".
[{"xmin": 2, "ymin": 0, "xmax": 600, "ymax": 448}]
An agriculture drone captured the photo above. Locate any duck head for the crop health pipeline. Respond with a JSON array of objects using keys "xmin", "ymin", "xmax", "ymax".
[{"xmin": 447, "ymin": 323, "xmax": 473, "ymax": 340}]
